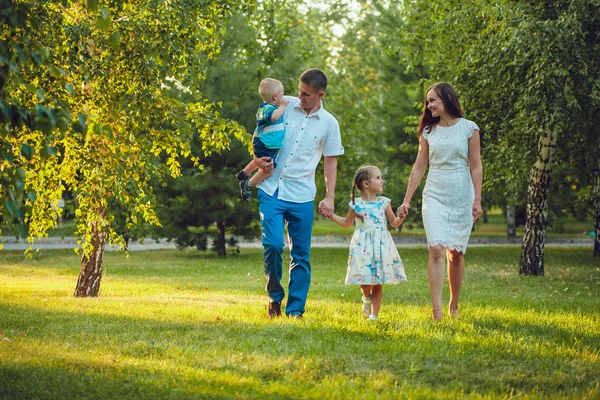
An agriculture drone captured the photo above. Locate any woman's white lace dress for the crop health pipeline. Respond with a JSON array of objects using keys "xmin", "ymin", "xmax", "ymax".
[{"xmin": 422, "ymin": 118, "xmax": 479, "ymax": 253}]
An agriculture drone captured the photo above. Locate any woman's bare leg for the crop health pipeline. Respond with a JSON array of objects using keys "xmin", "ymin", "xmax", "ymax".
[
  {"xmin": 447, "ymin": 249, "xmax": 465, "ymax": 316},
  {"xmin": 428, "ymin": 245, "xmax": 446, "ymax": 321}
]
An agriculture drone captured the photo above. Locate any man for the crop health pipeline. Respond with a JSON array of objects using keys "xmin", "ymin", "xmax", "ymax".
[{"xmin": 254, "ymin": 68, "xmax": 344, "ymax": 318}]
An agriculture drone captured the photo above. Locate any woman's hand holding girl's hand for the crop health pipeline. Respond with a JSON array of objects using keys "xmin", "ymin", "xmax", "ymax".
[{"xmin": 397, "ymin": 201, "xmax": 410, "ymax": 218}]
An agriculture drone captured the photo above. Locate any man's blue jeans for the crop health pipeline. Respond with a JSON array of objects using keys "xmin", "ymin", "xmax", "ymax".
[{"xmin": 258, "ymin": 189, "xmax": 313, "ymax": 316}]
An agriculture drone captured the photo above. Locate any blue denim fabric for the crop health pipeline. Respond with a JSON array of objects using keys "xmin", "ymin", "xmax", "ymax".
[
  {"xmin": 258, "ymin": 188, "xmax": 314, "ymax": 316},
  {"xmin": 253, "ymin": 136, "xmax": 278, "ymax": 169}
]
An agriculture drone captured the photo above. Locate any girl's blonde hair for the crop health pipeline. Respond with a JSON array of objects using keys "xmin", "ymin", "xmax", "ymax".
[{"xmin": 351, "ymin": 165, "xmax": 378, "ymax": 205}]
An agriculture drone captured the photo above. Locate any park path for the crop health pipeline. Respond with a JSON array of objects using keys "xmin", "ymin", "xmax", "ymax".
[{"xmin": 0, "ymin": 236, "xmax": 593, "ymax": 251}]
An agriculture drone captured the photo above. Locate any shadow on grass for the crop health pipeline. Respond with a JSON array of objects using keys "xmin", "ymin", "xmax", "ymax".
[{"xmin": 1, "ymin": 301, "xmax": 599, "ymax": 399}]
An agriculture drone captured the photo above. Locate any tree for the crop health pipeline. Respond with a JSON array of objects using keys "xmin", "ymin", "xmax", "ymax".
[
  {"xmin": 397, "ymin": 0, "xmax": 600, "ymax": 273},
  {"xmin": 1, "ymin": 0, "xmax": 72, "ymax": 242},
  {"xmin": 2, "ymin": 1, "xmax": 248, "ymax": 296},
  {"xmin": 323, "ymin": 2, "xmax": 422, "ymax": 227},
  {"xmin": 149, "ymin": 1, "xmax": 338, "ymax": 256},
  {"xmin": 152, "ymin": 148, "xmax": 261, "ymax": 256}
]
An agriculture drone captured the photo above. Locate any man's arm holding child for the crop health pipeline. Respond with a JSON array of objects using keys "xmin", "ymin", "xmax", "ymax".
[{"xmin": 253, "ymin": 155, "xmax": 274, "ymax": 173}]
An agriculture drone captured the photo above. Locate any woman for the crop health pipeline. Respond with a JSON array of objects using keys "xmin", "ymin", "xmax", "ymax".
[{"xmin": 399, "ymin": 82, "xmax": 483, "ymax": 321}]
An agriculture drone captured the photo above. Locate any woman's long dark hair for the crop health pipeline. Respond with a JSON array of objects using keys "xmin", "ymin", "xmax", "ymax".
[{"xmin": 417, "ymin": 82, "xmax": 463, "ymax": 138}]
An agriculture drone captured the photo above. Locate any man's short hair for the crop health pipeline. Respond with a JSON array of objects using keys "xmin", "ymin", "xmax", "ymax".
[{"xmin": 300, "ymin": 68, "xmax": 327, "ymax": 92}]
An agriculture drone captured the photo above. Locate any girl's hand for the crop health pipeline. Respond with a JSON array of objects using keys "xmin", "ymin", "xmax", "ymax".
[
  {"xmin": 397, "ymin": 201, "xmax": 410, "ymax": 217},
  {"xmin": 398, "ymin": 214, "xmax": 406, "ymax": 225},
  {"xmin": 472, "ymin": 201, "xmax": 483, "ymax": 222},
  {"xmin": 318, "ymin": 198, "xmax": 335, "ymax": 218}
]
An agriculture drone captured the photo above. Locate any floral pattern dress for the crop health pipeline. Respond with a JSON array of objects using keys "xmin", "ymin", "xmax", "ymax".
[{"xmin": 345, "ymin": 196, "xmax": 407, "ymax": 285}]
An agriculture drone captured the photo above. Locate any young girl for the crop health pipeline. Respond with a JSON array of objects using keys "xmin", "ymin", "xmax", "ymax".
[{"xmin": 329, "ymin": 165, "xmax": 407, "ymax": 321}]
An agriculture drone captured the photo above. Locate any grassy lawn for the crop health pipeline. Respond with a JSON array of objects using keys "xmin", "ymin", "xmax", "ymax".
[{"xmin": 0, "ymin": 247, "xmax": 598, "ymax": 399}]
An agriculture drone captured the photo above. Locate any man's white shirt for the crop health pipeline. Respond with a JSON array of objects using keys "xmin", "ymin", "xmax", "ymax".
[{"xmin": 257, "ymin": 96, "xmax": 344, "ymax": 203}]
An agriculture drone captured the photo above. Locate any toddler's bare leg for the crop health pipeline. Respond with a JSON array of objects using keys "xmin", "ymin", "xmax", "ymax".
[
  {"xmin": 243, "ymin": 159, "xmax": 258, "ymax": 175},
  {"xmin": 249, "ymin": 167, "xmax": 274, "ymax": 187}
]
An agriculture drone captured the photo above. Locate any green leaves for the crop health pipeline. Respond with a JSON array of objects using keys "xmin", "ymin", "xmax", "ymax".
[
  {"xmin": 86, "ymin": 0, "xmax": 99, "ymax": 12},
  {"xmin": 109, "ymin": 32, "xmax": 120, "ymax": 50},
  {"xmin": 32, "ymin": 105, "xmax": 56, "ymax": 134},
  {"xmin": 97, "ymin": 8, "xmax": 111, "ymax": 31},
  {"xmin": 92, "ymin": 123, "xmax": 103, "ymax": 136},
  {"xmin": 15, "ymin": 167, "xmax": 26, "ymax": 180},
  {"xmin": 1, "ymin": 0, "xmax": 251, "ymax": 258},
  {"xmin": 71, "ymin": 113, "xmax": 87, "ymax": 134},
  {"xmin": 21, "ymin": 143, "xmax": 34, "ymax": 160},
  {"xmin": 40, "ymin": 146, "xmax": 58, "ymax": 158}
]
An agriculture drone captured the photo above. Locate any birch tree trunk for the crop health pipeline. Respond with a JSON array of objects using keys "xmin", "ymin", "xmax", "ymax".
[
  {"xmin": 519, "ymin": 130, "xmax": 557, "ymax": 275},
  {"xmin": 74, "ymin": 206, "xmax": 107, "ymax": 297},
  {"xmin": 506, "ymin": 204, "xmax": 516, "ymax": 238}
]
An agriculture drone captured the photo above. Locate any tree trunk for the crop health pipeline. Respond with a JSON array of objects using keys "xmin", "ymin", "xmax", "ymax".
[
  {"xmin": 74, "ymin": 207, "xmax": 107, "ymax": 297},
  {"xmin": 506, "ymin": 204, "xmax": 516, "ymax": 238},
  {"xmin": 519, "ymin": 131, "xmax": 557, "ymax": 275},
  {"xmin": 215, "ymin": 219, "xmax": 226, "ymax": 257}
]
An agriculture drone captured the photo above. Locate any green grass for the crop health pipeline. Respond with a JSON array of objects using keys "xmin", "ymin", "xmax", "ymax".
[{"xmin": 0, "ymin": 247, "xmax": 599, "ymax": 399}]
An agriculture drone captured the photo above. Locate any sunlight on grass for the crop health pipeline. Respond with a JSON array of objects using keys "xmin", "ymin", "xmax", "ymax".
[{"xmin": 1, "ymin": 247, "xmax": 599, "ymax": 399}]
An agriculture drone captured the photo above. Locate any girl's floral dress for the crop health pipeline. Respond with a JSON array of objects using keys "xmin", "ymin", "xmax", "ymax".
[{"xmin": 345, "ymin": 197, "xmax": 407, "ymax": 285}]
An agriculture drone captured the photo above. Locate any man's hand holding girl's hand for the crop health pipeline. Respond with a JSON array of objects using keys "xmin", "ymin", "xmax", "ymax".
[{"xmin": 318, "ymin": 198, "xmax": 334, "ymax": 218}]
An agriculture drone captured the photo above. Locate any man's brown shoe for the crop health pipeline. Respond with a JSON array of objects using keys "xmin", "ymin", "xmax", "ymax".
[{"xmin": 268, "ymin": 301, "xmax": 282, "ymax": 318}]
